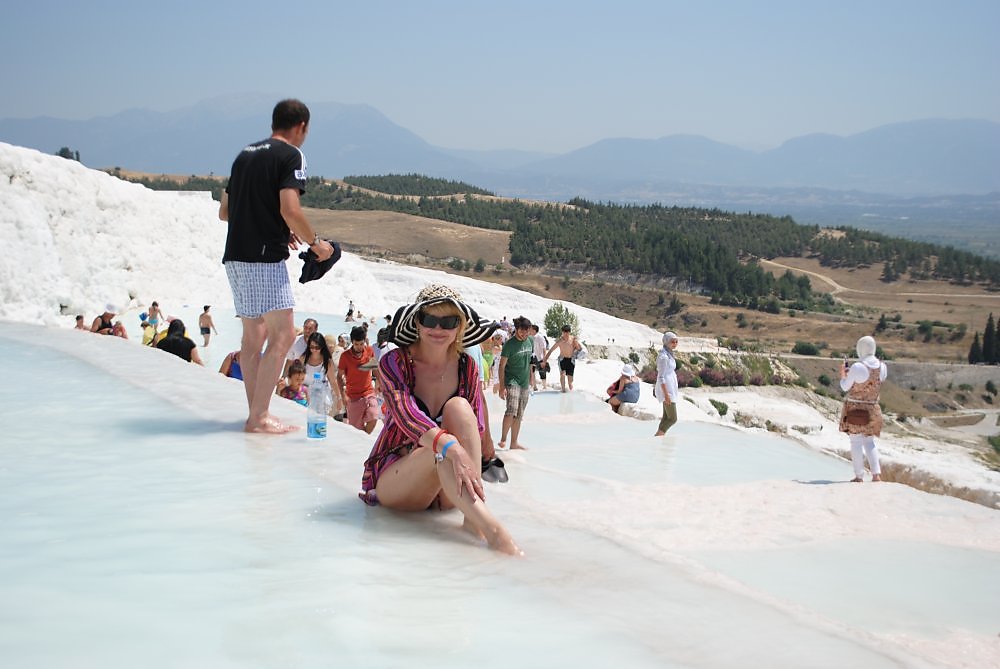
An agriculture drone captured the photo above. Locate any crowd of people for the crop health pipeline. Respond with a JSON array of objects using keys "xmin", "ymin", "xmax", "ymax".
[
  {"xmin": 78, "ymin": 99, "xmax": 887, "ymax": 557},
  {"xmin": 78, "ymin": 299, "xmax": 221, "ymax": 367}
]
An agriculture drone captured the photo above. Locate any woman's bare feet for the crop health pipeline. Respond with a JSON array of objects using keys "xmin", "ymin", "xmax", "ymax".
[
  {"xmin": 484, "ymin": 526, "xmax": 523, "ymax": 556},
  {"xmin": 850, "ymin": 476, "xmax": 864, "ymax": 483},
  {"xmin": 654, "ymin": 431, "xmax": 665, "ymax": 437},
  {"xmin": 462, "ymin": 518, "xmax": 522, "ymax": 555},
  {"xmin": 872, "ymin": 474, "xmax": 882, "ymax": 482},
  {"xmin": 462, "ymin": 516, "xmax": 485, "ymax": 540}
]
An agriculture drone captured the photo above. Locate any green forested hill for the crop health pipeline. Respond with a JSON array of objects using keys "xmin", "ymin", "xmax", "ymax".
[{"xmin": 341, "ymin": 174, "xmax": 494, "ymax": 196}]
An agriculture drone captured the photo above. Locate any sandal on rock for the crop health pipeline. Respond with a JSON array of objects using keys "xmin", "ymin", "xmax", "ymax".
[{"xmin": 481, "ymin": 457, "xmax": 509, "ymax": 483}]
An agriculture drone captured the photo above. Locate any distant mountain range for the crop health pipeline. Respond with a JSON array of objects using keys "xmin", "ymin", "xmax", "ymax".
[
  {"xmin": 2, "ymin": 93, "xmax": 998, "ymax": 255},
  {"xmin": 3, "ymin": 93, "xmax": 997, "ymax": 195}
]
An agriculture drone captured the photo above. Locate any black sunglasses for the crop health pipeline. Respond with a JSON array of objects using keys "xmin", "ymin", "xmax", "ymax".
[{"xmin": 417, "ymin": 311, "xmax": 460, "ymax": 330}]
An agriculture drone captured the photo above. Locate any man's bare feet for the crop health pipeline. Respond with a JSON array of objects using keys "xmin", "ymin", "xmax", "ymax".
[
  {"xmin": 510, "ymin": 443, "xmax": 527, "ymax": 450},
  {"xmin": 850, "ymin": 476, "xmax": 864, "ymax": 483},
  {"xmin": 872, "ymin": 474, "xmax": 882, "ymax": 482},
  {"xmin": 245, "ymin": 415, "xmax": 299, "ymax": 434},
  {"xmin": 496, "ymin": 441, "xmax": 507, "ymax": 450}
]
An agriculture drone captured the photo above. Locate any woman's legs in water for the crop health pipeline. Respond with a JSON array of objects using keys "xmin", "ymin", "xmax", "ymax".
[
  {"xmin": 655, "ymin": 402, "xmax": 677, "ymax": 436},
  {"xmin": 374, "ymin": 397, "xmax": 519, "ymax": 554}
]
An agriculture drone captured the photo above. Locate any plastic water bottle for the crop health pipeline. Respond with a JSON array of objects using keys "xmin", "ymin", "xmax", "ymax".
[{"xmin": 307, "ymin": 373, "xmax": 329, "ymax": 439}]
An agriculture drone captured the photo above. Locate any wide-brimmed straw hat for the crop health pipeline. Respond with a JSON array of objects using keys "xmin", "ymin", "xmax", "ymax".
[{"xmin": 388, "ymin": 284, "xmax": 497, "ymax": 348}]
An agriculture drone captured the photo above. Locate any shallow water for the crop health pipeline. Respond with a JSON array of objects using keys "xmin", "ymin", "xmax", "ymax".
[{"xmin": 0, "ymin": 324, "xmax": 996, "ymax": 668}]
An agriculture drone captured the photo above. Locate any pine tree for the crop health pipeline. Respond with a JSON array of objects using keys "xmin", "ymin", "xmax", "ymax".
[
  {"xmin": 984, "ymin": 313, "xmax": 997, "ymax": 364},
  {"xmin": 880, "ymin": 261, "xmax": 896, "ymax": 283},
  {"xmin": 968, "ymin": 332, "xmax": 983, "ymax": 364}
]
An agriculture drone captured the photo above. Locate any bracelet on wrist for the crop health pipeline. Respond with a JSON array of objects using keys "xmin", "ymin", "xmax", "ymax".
[
  {"xmin": 432, "ymin": 430, "xmax": 450, "ymax": 454},
  {"xmin": 435, "ymin": 439, "xmax": 457, "ymax": 463}
]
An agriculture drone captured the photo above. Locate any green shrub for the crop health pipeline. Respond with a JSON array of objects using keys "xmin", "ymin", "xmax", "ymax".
[
  {"xmin": 792, "ymin": 341, "xmax": 820, "ymax": 356},
  {"xmin": 709, "ymin": 398, "xmax": 729, "ymax": 416},
  {"xmin": 543, "ymin": 303, "xmax": 580, "ymax": 339},
  {"xmin": 818, "ymin": 374, "xmax": 831, "ymax": 386}
]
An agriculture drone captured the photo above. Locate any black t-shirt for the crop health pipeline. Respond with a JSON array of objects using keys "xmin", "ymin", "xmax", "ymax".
[
  {"xmin": 222, "ymin": 137, "xmax": 307, "ymax": 263},
  {"xmin": 157, "ymin": 336, "xmax": 196, "ymax": 362}
]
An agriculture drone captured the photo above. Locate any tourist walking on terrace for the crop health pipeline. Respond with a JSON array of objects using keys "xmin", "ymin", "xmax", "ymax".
[
  {"xmin": 839, "ymin": 335, "xmax": 886, "ymax": 482},
  {"xmin": 147, "ymin": 300, "xmax": 164, "ymax": 333},
  {"xmin": 654, "ymin": 331, "xmax": 680, "ymax": 436},
  {"xmin": 359, "ymin": 284, "xmax": 519, "ymax": 554},
  {"xmin": 543, "ymin": 324, "xmax": 582, "ymax": 392},
  {"xmin": 218, "ymin": 98, "xmax": 335, "ymax": 434},
  {"xmin": 338, "ymin": 326, "xmax": 380, "ymax": 434},
  {"xmin": 498, "ymin": 316, "xmax": 534, "ymax": 450},
  {"xmin": 530, "ymin": 324, "xmax": 549, "ymax": 390},
  {"xmin": 198, "ymin": 305, "xmax": 218, "ymax": 347}
]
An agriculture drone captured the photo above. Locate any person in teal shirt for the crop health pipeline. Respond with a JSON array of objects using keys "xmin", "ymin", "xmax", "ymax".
[{"xmin": 498, "ymin": 316, "xmax": 534, "ymax": 450}]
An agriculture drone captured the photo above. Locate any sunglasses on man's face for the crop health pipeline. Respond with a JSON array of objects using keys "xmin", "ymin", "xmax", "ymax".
[{"xmin": 417, "ymin": 312, "xmax": 460, "ymax": 330}]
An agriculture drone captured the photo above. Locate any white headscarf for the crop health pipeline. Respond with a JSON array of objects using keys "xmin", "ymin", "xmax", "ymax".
[
  {"xmin": 662, "ymin": 331, "xmax": 678, "ymax": 361},
  {"xmin": 856, "ymin": 336, "xmax": 877, "ymax": 358}
]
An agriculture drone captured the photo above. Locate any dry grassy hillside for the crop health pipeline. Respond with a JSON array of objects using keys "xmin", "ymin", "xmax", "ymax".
[{"xmin": 310, "ymin": 206, "xmax": 1000, "ymax": 365}]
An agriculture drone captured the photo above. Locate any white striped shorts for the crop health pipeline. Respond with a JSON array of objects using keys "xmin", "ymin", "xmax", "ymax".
[{"xmin": 225, "ymin": 261, "xmax": 295, "ymax": 319}]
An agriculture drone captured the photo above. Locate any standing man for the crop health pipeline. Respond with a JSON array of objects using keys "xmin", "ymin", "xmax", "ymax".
[
  {"xmin": 529, "ymin": 323, "xmax": 549, "ymax": 391},
  {"xmin": 337, "ymin": 326, "xmax": 380, "ymax": 434},
  {"xmin": 147, "ymin": 301, "xmax": 164, "ymax": 334},
  {"xmin": 497, "ymin": 316, "xmax": 534, "ymax": 450},
  {"xmin": 219, "ymin": 98, "xmax": 334, "ymax": 434},
  {"xmin": 543, "ymin": 324, "xmax": 582, "ymax": 392},
  {"xmin": 198, "ymin": 305, "xmax": 219, "ymax": 347}
]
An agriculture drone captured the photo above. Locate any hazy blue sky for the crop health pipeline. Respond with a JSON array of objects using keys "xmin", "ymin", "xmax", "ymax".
[{"xmin": 3, "ymin": 0, "xmax": 997, "ymax": 152}]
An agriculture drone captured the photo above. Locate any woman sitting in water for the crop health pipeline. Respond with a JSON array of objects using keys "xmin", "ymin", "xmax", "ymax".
[
  {"xmin": 607, "ymin": 363, "xmax": 641, "ymax": 414},
  {"xmin": 360, "ymin": 284, "xmax": 521, "ymax": 555},
  {"xmin": 155, "ymin": 319, "xmax": 204, "ymax": 366}
]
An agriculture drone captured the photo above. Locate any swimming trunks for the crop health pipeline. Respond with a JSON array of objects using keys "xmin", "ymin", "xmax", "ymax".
[{"xmin": 559, "ymin": 357, "xmax": 576, "ymax": 376}]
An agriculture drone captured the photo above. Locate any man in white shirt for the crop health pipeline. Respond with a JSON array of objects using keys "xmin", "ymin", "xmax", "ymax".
[
  {"xmin": 285, "ymin": 318, "xmax": 318, "ymax": 374},
  {"xmin": 529, "ymin": 324, "xmax": 549, "ymax": 390}
]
